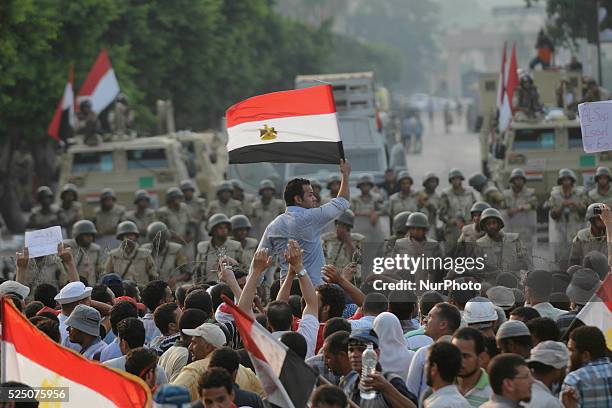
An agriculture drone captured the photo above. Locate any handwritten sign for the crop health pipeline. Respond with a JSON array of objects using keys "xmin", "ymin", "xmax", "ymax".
[
  {"xmin": 24, "ymin": 226, "xmax": 63, "ymax": 258},
  {"xmin": 578, "ymin": 100, "xmax": 612, "ymax": 153}
]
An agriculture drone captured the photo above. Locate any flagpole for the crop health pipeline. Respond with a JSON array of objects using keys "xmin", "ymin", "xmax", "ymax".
[
  {"xmin": 1, "ymin": 300, "xmax": 5, "ymax": 383},
  {"xmin": 596, "ymin": 0, "xmax": 604, "ymax": 85}
]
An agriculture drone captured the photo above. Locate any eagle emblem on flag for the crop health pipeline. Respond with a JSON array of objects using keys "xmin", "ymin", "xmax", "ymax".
[{"xmin": 260, "ymin": 124, "xmax": 277, "ymax": 141}]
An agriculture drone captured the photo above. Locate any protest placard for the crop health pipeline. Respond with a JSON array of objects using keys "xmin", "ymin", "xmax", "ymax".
[
  {"xmin": 24, "ymin": 226, "xmax": 63, "ymax": 258},
  {"xmin": 578, "ymin": 100, "xmax": 612, "ymax": 153}
]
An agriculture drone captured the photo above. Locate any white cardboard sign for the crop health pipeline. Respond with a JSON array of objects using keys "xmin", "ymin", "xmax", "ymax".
[
  {"xmin": 24, "ymin": 226, "xmax": 63, "ymax": 258},
  {"xmin": 578, "ymin": 100, "xmax": 612, "ymax": 153}
]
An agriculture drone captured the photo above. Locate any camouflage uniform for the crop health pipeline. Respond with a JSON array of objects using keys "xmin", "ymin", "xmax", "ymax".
[
  {"xmin": 156, "ymin": 203, "xmax": 192, "ymax": 241},
  {"xmin": 458, "ymin": 223, "xmax": 485, "ymax": 243},
  {"xmin": 28, "ymin": 205, "xmax": 64, "ymax": 230},
  {"xmin": 21, "ymin": 255, "xmax": 68, "ymax": 290},
  {"xmin": 392, "ymin": 237, "xmax": 445, "ymax": 292},
  {"xmin": 94, "ymin": 205, "xmax": 127, "ymax": 236},
  {"xmin": 125, "ymin": 209, "xmax": 156, "ymax": 239},
  {"xmin": 63, "ymin": 238, "xmax": 103, "ymax": 285},
  {"xmin": 569, "ymin": 228, "xmax": 607, "ymax": 266},
  {"xmin": 141, "ymin": 242, "xmax": 188, "ymax": 283},
  {"xmin": 104, "ymin": 244, "xmax": 158, "ymax": 284},
  {"xmin": 238, "ymin": 237, "xmax": 259, "ymax": 268},
  {"xmin": 585, "ymin": 187, "xmax": 612, "ymax": 207},
  {"xmin": 475, "ymin": 231, "xmax": 531, "ymax": 284},
  {"xmin": 321, "ymin": 231, "xmax": 365, "ymax": 271},
  {"xmin": 438, "ymin": 187, "xmax": 478, "ymax": 245},
  {"xmin": 388, "ymin": 192, "xmax": 419, "ymax": 225},
  {"xmin": 58, "ymin": 202, "xmax": 83, "ymax": 236},
  {"xmin": 208, "ymin": 199, "xmax": 243, "ymax": 218},
  {"xmin": 251, "ymin": 198, "xmax": 285, "ymax": 240},
  {"xmin": 482, "ymin": 182, "xmax": 505, "ymax": 209},
  {"xmin": 194, "ymin": 239, "xmax": 243, "ymax": 283},
  {"xmin": 502, "ymin": 186, "xmax": 538, "ymax": 245},
  {"xmin": 184, "ymin": 197, "xmax": 208, "ymax": 229}
]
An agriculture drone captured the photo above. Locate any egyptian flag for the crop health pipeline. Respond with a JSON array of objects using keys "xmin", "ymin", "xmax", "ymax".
[
  {"xmin": 576, "ymin": 273, "xmax": 612, "ymax": 349},
  {"xmin": 221, "ymin": 295, "xmax": 317, "ymax": 408},
  {"xmin": 226, "ymin": 85, "xmax": 343, "ymax": 164},
  {"xmin": 77, "ymin": 49, "xmax": 120, "ymax": 114},
  {"xmin": 47, "ymin": 65, "xmax": 75, "ymax": 142},
  {"xmin": 1, "ymin": 298, "xmax": 151, "ymax": 407},
  {"xmin": 498, "ymin": 43, "xmax": 519, "ymax": 133}
]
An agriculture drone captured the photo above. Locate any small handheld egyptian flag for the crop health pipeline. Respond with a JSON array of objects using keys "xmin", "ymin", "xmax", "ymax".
[{"xmin": 226, "ymin": 85, "xmax": 343, "ymax": 164}]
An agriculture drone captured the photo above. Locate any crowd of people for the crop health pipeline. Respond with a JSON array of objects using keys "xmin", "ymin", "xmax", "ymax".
[{"xmin": 1, "ymin": 158, "xmax": 611, "ymax": 408}]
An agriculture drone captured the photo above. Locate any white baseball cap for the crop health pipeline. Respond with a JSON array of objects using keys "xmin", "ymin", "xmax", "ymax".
[
  {"xmin": 182, "ymin": 323, "xmax": 226, "ymax": 348},
  {"xmin": 0, "ymin": 280, "xmax": 30, "ymax": 299},
  {"xmin": 527, "ymin": 341, "xmax": 570, "ymax": 369},
  {"xmin": 54, "ymin": 281, "xmax": 92, "ymax": 305},
  {"xmin": 463, "ymin": 297, "xmax": 498, "ymax": 324}
]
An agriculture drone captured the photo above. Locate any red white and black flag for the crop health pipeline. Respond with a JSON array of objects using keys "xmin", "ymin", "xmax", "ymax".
[
  {"xmin": 47, "ymin": 65, "xmax": 75, "ymax": 142},
  {"xmin": 225, "ymin": 85, "xmax": 343, "ymax": 164},
  {"xmin": 221, "ymin": 295, "xmax": 318, "ymax": 408},
  {"xmin": 77, "ymin": 49, "xmax": 120, "ymax": 114}
]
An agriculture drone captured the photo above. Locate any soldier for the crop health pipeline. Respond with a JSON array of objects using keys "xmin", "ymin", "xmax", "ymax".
[
  {"xmin": 12, "ymin": 144, "xmax": 34, "ymax": 211},
  {"xmin": 544, "ymin": 168, "xmax": 586, "ymax": 270},
  {"xmin": 585, "ymin": 166, "xmax": 612, "ymax": 206},
  {"xmin": 321, "ymin": 210, "xmax": 364, "ymax": 280},
  {"xmin": 388, "ymin": 170, "xmax": 419, "ymax": 228},
  {"xmin": 15, "ymin": 244, "xmax": 77, "ymax": 290},
  {"xmin": 76, "ymin": 100, "xmax": 101, "ymax": 146},
  {"xmin": 194, "ymin": 213, "xmax": 243, "ymax": 284},
  {"xmin": 27, "ymin": 186, "xmax": 64, "ymax": 230},
  {"xmin": 251, "ymin": 179, "xmax": 285, "ymax": 240},
  {"xmin": 58, "ymin": 184, "xmax": 83, "ymax": 237},
  {"xmin": 230, "ymin": 179, "xmax": 255, "ymax": 215},
  {"xmin": 458, "ymin": 201, "xmax": 491, "ymax": 243},
  {"xmin": 384, "ymin": 211, "xmax": 411, "ymax": 257},
  {"xmin": 569, "ymin": 203, "xmax": 607, "ymax": 266},
  {"xmin": 512, "ymin": 73, "xmax": 543, "ymax": 120},
  {"xmin": 180, "ymin": 180, "xmax": 207, "ymax": 231},
  {"xmin": 93, "ymin": 188, "xmax": 126, "ymax": 253},
  {"xmin": 156, "ymin": 187, "xmax": 193, "ymax": 245},
  {"xmin": 377, "ymin": 168, "xmax": 399, "ymax": 198},
  {"xmin": 322, "ymin": 174, "xmax": 341, "ymax": 204},
  {"xmin": 392, "ymin": 212, "xmax": 444, "ymax": 290},
  {"xmin": 310, "ymin": 178, "xmax": 323, "ymax": 207},
  {"xmin": 421, "ymin": 172, "xmax": 441, "ymax": 210},
  {"xmin": 208, "ymin": 181, "xmax": 243, "ymax": 218},
  {"xmin": 125, "ymin": 190, "xmax": 155, "ymax": 240},
  {"xmin": 141, "ymin": 221, "xmax": 189, "ymax": 288},
  {"xmin": 63, "ymin": 220, "xmax": 103, "ymax": 284},
  {"xmin": 104, "ymin": 221, "xmax": 157, "ymax": 284},
  {"xmin": 351, "ymin": 174, "xmax": 385, "ymax": 246},
  {"xmin": 468, "ymin": 173, "xmax": 505, "ymax": 209},
  {"xmin": 230, "ymin": 214, "xmax": 258, "ymax": 268},
  {"xmin": 502, "ymin": 168, "xmax": 538, "ymax": 245},
  {"xmin": 439, "ymin": 168, "xmax": 478, "ymax": 253}
]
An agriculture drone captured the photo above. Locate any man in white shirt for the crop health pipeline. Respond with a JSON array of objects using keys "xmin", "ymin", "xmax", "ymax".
[
  {"xmin": 424, "ymin": 342, "xmax": 471, "ymax": 407},
  {"xmin": 350, "ymin": 293, "xmax": 388, "ymax": 332},
  {"xmin": 54, "ymin": 281, "xmax": 94, "ymax": 351},
  {"xmin": 141, "ymin": 280, "xmax": 174, "ymax": 343},
  {"xmin": 524, "ymin": 270, "xmax": 567, "ymax": 320},
  {"xmin": 522, "ymin": 341, "xmax": 567, "ymax": 408},
  {"xmin": 65, "ymin": 304, "xmax": 106, "ymax": 360}
]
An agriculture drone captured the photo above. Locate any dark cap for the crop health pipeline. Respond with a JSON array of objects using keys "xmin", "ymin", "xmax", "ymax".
[
  {"xmin": 566, "ymin": 268, "xmax": 601, "ymax": 305},
  {"xmin": 348, "ymin": 329, "xmax": 379, "ymax": 348},
  {"xmin": 582, "ymin": 251, "xmax": 608, "ymax": 280},
  {"xmin": 525, "ymin": 270, "xmax": 553, "ymax": 292}
]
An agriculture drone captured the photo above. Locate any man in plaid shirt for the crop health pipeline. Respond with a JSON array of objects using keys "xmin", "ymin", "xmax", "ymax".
[{"xmin": 561, "ymin": 326, "xmax": 612, "ymax": 408}]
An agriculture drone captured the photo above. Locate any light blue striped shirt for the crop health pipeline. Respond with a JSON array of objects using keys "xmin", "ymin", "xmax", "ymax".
[{"xmin": 256, "ymin": 197, "xmax": 349, "ymax": 286}]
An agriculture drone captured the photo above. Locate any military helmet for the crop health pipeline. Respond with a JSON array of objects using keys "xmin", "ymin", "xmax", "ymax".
[
  {"xmin": 216, "ymin": 181, "xmax": 234, "ymax": 194},
  {"xmin": 230, "ymin": 214, "xmax": 252, "ymax": 231},
  {"xmin": 422, "ymin": 172, "xmax": 439, "ymax": 187},
  {"xmin": 357, "ymin": 174, "xmax": 375, "ymax": 188},
  {"xmin": 37, "ymin": 186, "xmax": 54, "ymax": 200},
  {"xmin": 594, "ymin": 166, "xmax": 612, "ymax": 182},
  {"xmin": 60, "ymin": 183, "xmax": 78, "ymax": 200},
  {"xmin": 310, "ymin": 178, "xmax": 322, "ymax": 189},
  {"xmin": 230, "ymin": 179, "xmax": 245, "ymax": 192},
  {"xmin": 406, "ymin": 212, "xmax": 429, "ymax": 229},
  {"xmin": 393, "ymin": 211, "xmax": 412, "ymax": 235},
  {"xmin": 470, "ymin": 201, "xmax": 491, "ymax": 215},
  {"xmin": 397, "ymin": 170, "xmax": 413, "ymax": 184},
  {"xmin": 100, "ymin": 188, "xmax": 116, "ymax": 201},
  {"xmin": 448, "ymin": 168, "xmax": 465, "ymax": 182},
  {"xmin": 72, "ymin": 220, "xmax": 97, "ymax": 238},
  {"xmin": 336, "ymin": 210, "xmax": 355, "ymax": 228},
  {"xmin": 166, "ymin": 187, "xmax": 184, "ymax": 203},
  {"xmin": 259, "ymin": 179, "xmax": 276, "ymax": 194},
  {"xmin": 557, "ymin": 168, "xmax": 577, "ymax": 184},
  {"xmin": 133, "ymin": 189, "xmax": 151, "ymax": 204},
  {"xmin": 479, "ymin": 208, "xmax": 505, "ymax": 229},
  {"xmin": 468, "ymin": 173, "xmax": 488, "ymax": 191},
  {"xmin": 207, "ymin": 213, "xmax": 231, "ymax": 236},
  {"xmin": 585, "ymin": 203, "xmax": 603, "ymax": 222},
  {"xmin": 116, "ymin": 221, "xmax": 140, "ymax": 240},
  {"xmin": 509, "ymin": 168, "xmax": 527, "ymax": 183},
  {"xmin": 146, "ymin": 221, "xmax": 168, "ymax": 242},
  {"xmin": 180, "ymin": 179, "xmax": 197, "ymax": 192},
  {"xmin": 326, "ymin": 174, "xmax": 341, "ymax": 188}
]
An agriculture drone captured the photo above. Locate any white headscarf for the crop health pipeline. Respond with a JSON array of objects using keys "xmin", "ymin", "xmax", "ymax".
[{"xmin": 373, "ymin": 312, "xmax": 415, "ymax": 379}]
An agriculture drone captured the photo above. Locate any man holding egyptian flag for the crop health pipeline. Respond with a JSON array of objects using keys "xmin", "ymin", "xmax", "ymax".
[{"xmin": 227, "ymin": 86, "xmax": 351, "ymax": 286}]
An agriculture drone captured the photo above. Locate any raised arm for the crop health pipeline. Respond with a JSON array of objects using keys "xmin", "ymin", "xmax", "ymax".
[
  {"xmin": 601, "ymin": 204, "xmax": 612, "ymax": 270},
  {"xmin": 218, "ymin": 257, "xmax": 242, "ymax": 300},
  {"xmin": 285, "ymin": 240, "xmax": 318, "ymax": 317},
  {"xmin": 238, "ymin": 249, "xmax": 271, "ymax": 318},
  {"xmin": 58, "ymin": 243, "xmax": 79, "ymax": 283},
  {"xmin": 337, "ymin": 159, "xmax": 351, "ymax": 201},
  {"xmin": 15, "ymin": 247, "xmax": 29, "ymax": 284},
  {"xmin": 322, "ymin": 264, "xmax": 365, "ymax": 307}
]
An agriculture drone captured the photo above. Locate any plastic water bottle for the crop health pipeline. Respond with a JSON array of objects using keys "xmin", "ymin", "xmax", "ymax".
[{"xmin": 359, "ymin": 343, "xmax": 378, "ymax": 400}]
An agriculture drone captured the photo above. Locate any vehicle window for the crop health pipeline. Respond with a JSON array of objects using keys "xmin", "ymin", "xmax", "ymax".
[
  {"xmin": 568, "ymin": 127, "xmax": 583, "ymax": 148},
  {"xmin": 72, "ymin": 151, "xmax": 113, "ymax": 173},
  {"xmin": 230, "ymin": 163, "xmax": 282, "ymax": 192},
  {"xmin": 339, "ymin": 120, "xmax": 377, "ymax": 144},
  {"xmin": 127, "ymin": 149, "xmax": 168, "ymax": 169},
  {"xmin": 345, "ymin": 149, "xmax": 383, "ymax": 172},
  {"xmin": 289, "ymin": 163, "xmax": 337, "ymax": 178},
  {"xmin": 513, "ymin": 128, "xmax": 555, "ymax": 150}
]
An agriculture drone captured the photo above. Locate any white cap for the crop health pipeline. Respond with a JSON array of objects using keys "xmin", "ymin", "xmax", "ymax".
[
  {"xmin": 182, "ymin": 323, "xmax": 226, "ymax": 348},
  {"xmin": 463, "ymin": 297, "xmax": 498, "ymax": 324},
  {"xmin": 0, "ymin": 280, "xmax": 30, "ymax": 299},
  {"xmin": 54, "ymin": 281, "xmax": 92, "ymax": 305},
  {"xmin": 527, "ymin": 341, "xmax": 570, "ymax": 369}
]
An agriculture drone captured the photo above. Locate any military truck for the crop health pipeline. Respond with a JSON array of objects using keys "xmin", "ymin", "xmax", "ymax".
[{"xmin": 59, "ymin": 135, "xmax": 191, "ymax": 217}]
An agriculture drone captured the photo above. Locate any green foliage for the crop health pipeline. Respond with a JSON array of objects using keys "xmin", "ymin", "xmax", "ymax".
[{"xmin": 0, "ymin": 0, "xmax": 334, "ymax": 139}]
